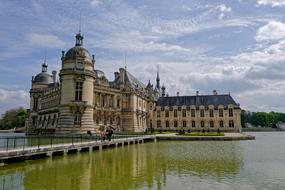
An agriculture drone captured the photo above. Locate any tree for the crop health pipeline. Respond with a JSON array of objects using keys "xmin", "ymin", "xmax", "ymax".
[
  {"xmin": 241, "ymin": 110, "xmax": 285, "ymax": 127},
  {"xmin": 0, "ymin": 107, "xmax": 28, "ymax": 130}
]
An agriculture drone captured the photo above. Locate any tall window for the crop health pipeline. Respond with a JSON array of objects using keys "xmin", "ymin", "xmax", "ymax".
[
  {"xmin": 219, "ymin": 109, "xmax": 223, "ymax": 117},
  {"xmin": 117, "ymin": 99, "xmax": 120, "ymax": 108},
  {"xmin": 182, "ymin": 109, "xmax": 186, "ymax": 117},
  {"xmin": 219, "ymin": 120, "xmax": 224, "ymax": 128},
  {"xmin": 210, "ymin": 109, "xmax": 214, "ymax": 117},
  {"xmin": 75, "ymin": 82, "xmax": 83, "ymax": 101},
  {"xmin": 174, "ymin": 120, "xmax": 178, "ymax": 127},
  {"xmin": 191, "ymin": 109, "xmax": 195, "ymax": 117},
  {"xmin": 166, "ymin": 120, "xmax": 169, "ymax": 128},
  {"xmin": 201, "ymin": 121, "xmax": 204, "ymax": 128},
  {"xmin": 165, "ymin": 110, "xmax": 169, "ymax": 117},
  {"xmin": 229, "ymin": 108, "xmax": 233, "ymax": 117},
  {"xmin": 74, "ymin": 112, "xmax": 82, "ymax": 125},
  {"xmin": 210, "ymin": 121, "xmax": 214, "ymax": 128},
  {"xmin": 33, "ymin": 98, "xmax": 38, "ymax": 111},
  {"xmin": 150, "ymin": 119, "xmax": 152, "ymax": 128},
  {"xmin": 157, "ymin": 120, "xmax": 161, "ymax": 128},
  {"xmin": 183, "ymin": 121, "xmax": 187, "ymax": 128},
  {"xmin": 229, "ymin": 120, "xmax": 234, "ymax": 128},
  {"xmin": 192, "ymin": 121, "xmax": 195, "ymax": 128},
  {"xmin": 52, "ymin": 115, "xmax": 57, "ymax": 126},
  {"xmin": 157, "ymin": 110, "xmax": 161, "ymax": 118},
  {"xmin": 200, "ymin": 110, "xmax": 204, "ymax": 117},
  {"xmin": 174, "ymin": 110, "xmax": 177, "ymax": 117}
]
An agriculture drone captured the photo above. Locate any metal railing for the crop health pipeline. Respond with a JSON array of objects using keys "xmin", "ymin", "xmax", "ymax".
[{"xmin": 0, "ymin": 133, "xmax": 146, "ymax": 152}]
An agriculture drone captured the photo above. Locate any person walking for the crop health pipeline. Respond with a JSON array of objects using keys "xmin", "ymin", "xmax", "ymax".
[{"xmin": 107, "ymin": 127, "xmax": 113, "ymax": 141}]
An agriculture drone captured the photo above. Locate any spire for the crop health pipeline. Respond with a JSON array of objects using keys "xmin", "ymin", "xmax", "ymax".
[
  {"xmin": 42, "ymin": 53, "xmax": 48, "ymax": 72},
  {"xmin": 75, "ymin": 12, "xmax": 83, "ymax": 46},
  {"xmin": 156, "ymin": 65, "xmax": 160, "ymax": 90}
]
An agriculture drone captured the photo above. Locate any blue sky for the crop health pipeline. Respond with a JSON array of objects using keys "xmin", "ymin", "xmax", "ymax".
[{"xmin": 0, "ymin": 0, "xmax": 285, "ymax": 114}]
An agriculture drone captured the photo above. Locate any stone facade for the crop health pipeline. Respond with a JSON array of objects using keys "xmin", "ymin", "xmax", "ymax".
[
  {"xmin": 150, "ymin": 92, "xmax": 242, "ymax": 132},
  {"xmin": 26, "ymin": 32, "xmax": 159, "ymax": 134},
  {"xmin": 26, "ymin": 32, "xmax": 241, "ymax": 134}
]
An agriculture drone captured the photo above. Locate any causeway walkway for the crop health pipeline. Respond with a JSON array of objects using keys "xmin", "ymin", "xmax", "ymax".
[{"xmin": 0, "ymin": 135, "xmax": 156, "ymax": 163}]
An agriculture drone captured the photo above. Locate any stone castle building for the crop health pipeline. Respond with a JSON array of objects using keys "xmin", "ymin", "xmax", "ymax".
[{"xmin": 26, "ymin": 32, "xmax": 241, "ymax": 133}]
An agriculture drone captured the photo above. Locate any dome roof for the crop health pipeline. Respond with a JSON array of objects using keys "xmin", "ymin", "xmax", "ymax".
[
  {"xmin": 65, "ymin": 46, "xmax": 92, "ymax": 60},
  {"xmin": 34, "ymin": 72, "xmax": 53, "ymax": 84}
]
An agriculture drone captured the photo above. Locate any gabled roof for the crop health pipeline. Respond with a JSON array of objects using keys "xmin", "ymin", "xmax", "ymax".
[{"xmin": 156, "ymin": 94, "xmax": 238, "ymax": 107}]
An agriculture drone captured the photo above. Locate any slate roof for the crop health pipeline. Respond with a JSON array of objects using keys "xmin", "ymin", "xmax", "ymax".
[
  {"xmin": 156, "ymin": 94, "xmax": 238, "ymax": 107},
  {"xmin": 125, "ymin": 71, "xmax": 146, "ymax": 90}
]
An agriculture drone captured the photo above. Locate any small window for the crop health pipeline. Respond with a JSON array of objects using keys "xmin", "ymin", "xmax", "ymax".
[
  {"xmin": 191, "ymin": 109, "xmax": 195, "ymax": 117},
  {"xmin": 219, "ymin": 120, "xmax": 224, "ymax": 128},
  {"xmin": 157, "ymin": 110, "xmax": 161, "ymax": 118},
  {"xmin": 200, "ymin": 110, "xmax": 204, "ymax": 117},
  {"xmin": 165, "ymin": 110, "xmax": 169, "ymax": 117},
  {"xmin": 183, "ymin": 121, "xmax": 187, "ymax": 128},
  {"xmin": 201, "ymin": 121, "xmax": 204, "ymax": 128},
  {"xmin": 157, "ymin": 120, "xmax": 161, "ymax": 128},
  {"xmin": 192, "ymin": 121, "xmax": 195, "ymax": 128},
  {"xmin": 219, "ymin": 109, "xmax": 223, "ymax": 117},
  {"xmin": 210, "ymin": 121, "xmax": 214, "ymax": 128},
  {"xmin": 174, "ymin": 110, "xmax": 177, "ymax": 117},
  {"xmin": 182, "ymin": 109, "xmax": 186, "ymax": 117},
  {"xmin": 229, "ymin": 120, "xmax": 234, "ymax": 128},
  {"xmin": 210, "ymin": 109, "xmax": 214, "ymax": 117},
  {"xmin": 174, "ymin": 120, "xmax": 178, "ymax": 127},
  {"xmin": 229, "ymin": 108, "xmax": 233, "ymax": 117}
]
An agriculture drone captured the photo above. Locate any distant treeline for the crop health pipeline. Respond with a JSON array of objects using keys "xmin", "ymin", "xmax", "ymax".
[
  {"xmin": 241, "ymin": 110, "xmax": 285, "ymax": 127},
  {"xmin": 0, "ymin": 107, "xmax": 27, "ymax": 130}
]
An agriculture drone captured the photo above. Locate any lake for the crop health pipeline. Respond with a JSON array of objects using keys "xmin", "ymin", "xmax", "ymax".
[{"xmin": 0, "ymin": 132, "xmax": 285, "ymax": 190}]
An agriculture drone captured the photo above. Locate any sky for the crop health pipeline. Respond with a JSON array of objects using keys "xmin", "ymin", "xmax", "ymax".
[{"xmin": 0, "ymin": 0, "xmax": 285, "ymax": 114}]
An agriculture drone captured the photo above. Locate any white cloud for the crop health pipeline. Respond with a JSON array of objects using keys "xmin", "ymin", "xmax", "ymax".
[
  {"xmin": 29, "ymin": 33, "xmax": 66, "ymax": 48},
  {"xmin": 90, "ymin": 0, "xmax": 103, "ymax": 8},
  {"xmin": 217, "ymin": 4, "xmax": 232, "ymax": 20},
  {"xmin": 255, "ymin": 20, "xmax": 285, "ymax": 42},
  {"xmin": 257, "ymin": 0, "xmax": 285, "ymax": 7},
  {"xmin": 0, "ymin": 88, "xmax": 29, "ymax": 115}
]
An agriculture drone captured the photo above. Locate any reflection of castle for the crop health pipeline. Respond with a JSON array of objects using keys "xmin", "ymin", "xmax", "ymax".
[
  {"xmin": 26, "ymin": 32, "xmax": 160, "ymax": 133},
  {"xmin": 0, "ymin": 142, "xmax": 242, "ymax": 190},
  {"xmin": 26, "ymin": 31, "xmax": 241, "ymax": 133}
]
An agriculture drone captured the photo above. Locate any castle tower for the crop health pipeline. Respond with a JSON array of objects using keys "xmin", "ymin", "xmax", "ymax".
[{"xmin": 57, "ymin": 32, "xmax": 96, "ymax": 133}]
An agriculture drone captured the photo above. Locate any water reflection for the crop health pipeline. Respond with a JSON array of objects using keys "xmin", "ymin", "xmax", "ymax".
[{"xmin": 0, "ymin": 141, "xmax": 243, "ymax": 190}]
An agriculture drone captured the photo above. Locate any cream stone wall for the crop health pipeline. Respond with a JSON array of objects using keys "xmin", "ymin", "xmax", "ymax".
[{"xmin": 150, "ymin": 104, "xmax": 241, "ymax": 132}]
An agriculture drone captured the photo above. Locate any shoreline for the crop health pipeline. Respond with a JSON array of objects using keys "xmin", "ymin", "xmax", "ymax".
[{"xmin": 156, "ymin": 133, "xmax": 255, "ymax": 141}]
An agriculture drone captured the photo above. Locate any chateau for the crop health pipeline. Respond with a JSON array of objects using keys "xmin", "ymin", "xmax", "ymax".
[{"xmin": 26, "ymin": 32, "xmax": 241, "ymax": 133}]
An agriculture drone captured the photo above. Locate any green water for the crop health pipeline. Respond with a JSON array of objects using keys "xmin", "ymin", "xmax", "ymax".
[{"xmin": 1, "ymin": 132, "xmax": 285, "ymax": 190}]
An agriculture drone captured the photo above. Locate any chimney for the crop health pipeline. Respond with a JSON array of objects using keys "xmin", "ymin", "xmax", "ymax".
[
  {"xmin": 52, "ymin": 70, "xmax": 57, "ymax": 83},
  {"xmin": 114, "ymin": 72, "xmax": 119, "ymax": 80},
  {"xmin": 196, "ymin": 91, "xmax": 199, "ymax": 96},
  {"xmin": 177, "ymin": 92, "xmax": 179, "ymax": 96},
  {"xmin": 213, "ymin": 90, "xmax": 218, "ymax": 95},
  {"xmin": 119, "ymin": 68, "xmax": 125, "ymax": 84}
]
